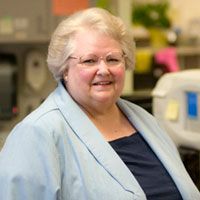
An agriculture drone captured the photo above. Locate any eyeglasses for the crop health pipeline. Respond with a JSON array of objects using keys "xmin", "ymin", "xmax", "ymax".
[{"xmin": 68, "ymin": 51, "xmax": 126, "ymax": 68}]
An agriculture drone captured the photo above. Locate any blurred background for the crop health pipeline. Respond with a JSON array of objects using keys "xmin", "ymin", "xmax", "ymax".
[{"xmin": 0, "ymin": 0, "xmax": 200, "ymax": 189}]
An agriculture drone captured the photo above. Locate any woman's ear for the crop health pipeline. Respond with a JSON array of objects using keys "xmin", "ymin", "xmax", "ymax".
[{"xmin": 63, "ymin": 69, "xmax": 68, "ymax": 82}]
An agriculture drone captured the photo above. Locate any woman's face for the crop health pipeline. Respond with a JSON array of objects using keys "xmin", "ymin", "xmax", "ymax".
[{"xmin": 64, "ymin": 29, "xmax": 126, "ymax": 110}]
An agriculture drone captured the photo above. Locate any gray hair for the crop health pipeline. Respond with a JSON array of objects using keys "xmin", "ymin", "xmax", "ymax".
[{"xmin": 47, "ymin": 7, "xmax": 135, "ymax": 81}]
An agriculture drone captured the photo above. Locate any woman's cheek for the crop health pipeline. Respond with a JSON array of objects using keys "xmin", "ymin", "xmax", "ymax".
[
  {"xmin": 79, "ymin": 69, "xmax": 96, "ymax": 82},
  {"xmin": 113, "ymin": 67, "xmax": 125, "ymax": 81}
]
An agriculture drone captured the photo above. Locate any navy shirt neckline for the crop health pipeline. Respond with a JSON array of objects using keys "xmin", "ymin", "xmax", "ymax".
[{"xmin": 109, "ymin": 131, "xmax": 183, "ymax": 200}]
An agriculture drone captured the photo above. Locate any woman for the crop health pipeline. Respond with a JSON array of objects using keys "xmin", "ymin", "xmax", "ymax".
[{"xmin": 0, "ymin": 7, "xmax": 199, "ymax": 200}]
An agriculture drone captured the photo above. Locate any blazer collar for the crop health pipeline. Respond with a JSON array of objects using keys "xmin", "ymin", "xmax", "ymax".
[{"xmin": 53, "ymin": 82, "xmax": 146, "ymax": 198}]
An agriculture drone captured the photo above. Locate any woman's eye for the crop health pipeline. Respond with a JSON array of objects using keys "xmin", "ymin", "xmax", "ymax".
[
  {"xmin": 82, "ymin": 59, "xmax": 96, "ymax": 63},
  {"xmin": 107, "ymin": 58, "xmax": 119, "ymax": 63}
]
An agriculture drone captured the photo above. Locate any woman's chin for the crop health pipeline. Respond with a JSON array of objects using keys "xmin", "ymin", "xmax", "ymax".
[{"xmin": 92, "ymin": 92, "xmax": 118, "ymax": 104}]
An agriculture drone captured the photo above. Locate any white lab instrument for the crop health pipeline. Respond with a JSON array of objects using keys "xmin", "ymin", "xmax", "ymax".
[{"xmin": 152, "ymin": 69, "xmax": 200, "ymax": 150}]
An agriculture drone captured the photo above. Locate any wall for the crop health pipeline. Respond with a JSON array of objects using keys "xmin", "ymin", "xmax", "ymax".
[{"xmin": 169, "ymin": 0, "xmax": 200, "ymax": 32}]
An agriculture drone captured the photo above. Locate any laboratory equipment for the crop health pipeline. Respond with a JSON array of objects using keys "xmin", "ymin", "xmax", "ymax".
[{"xmin": 152, "ymin": 69, "xmax": 200, "ymax": 149}]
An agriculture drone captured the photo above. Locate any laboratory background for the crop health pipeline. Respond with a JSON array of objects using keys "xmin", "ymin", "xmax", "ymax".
[{"xmin": 0, "ymin": 0, "xmax": 200, "ymax": 190}]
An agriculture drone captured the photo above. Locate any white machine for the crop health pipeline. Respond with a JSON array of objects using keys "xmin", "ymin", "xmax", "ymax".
[{"xmin": 152, "ymin": 69, "xmax": 200, "ymax": 150}]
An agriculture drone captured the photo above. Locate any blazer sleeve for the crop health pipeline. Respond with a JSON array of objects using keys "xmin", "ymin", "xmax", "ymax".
[{"xmin": 0, "ymin": 121, "xmax": 61, "ymax": 200}]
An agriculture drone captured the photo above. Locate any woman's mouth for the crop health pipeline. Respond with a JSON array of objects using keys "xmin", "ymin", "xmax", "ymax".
[{"xmin": 93, "ymin": 81, "xmax": 112, "ymax": 86}]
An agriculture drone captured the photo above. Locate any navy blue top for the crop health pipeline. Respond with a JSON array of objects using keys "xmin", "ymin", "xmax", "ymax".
[{"xmin": 109, "ymin": 132, "xmax": 183, "ymax": 200}]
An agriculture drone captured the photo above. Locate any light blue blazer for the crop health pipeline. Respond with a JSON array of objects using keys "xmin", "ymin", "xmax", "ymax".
[{"xmin": 0, "ymin": 82, "xmax": 199, "ymax": 200}]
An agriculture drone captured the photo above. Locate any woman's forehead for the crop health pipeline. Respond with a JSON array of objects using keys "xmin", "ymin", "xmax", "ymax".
[{"xmin": 72, "ymin": 30, "xmax": 122, "ymax": 54}]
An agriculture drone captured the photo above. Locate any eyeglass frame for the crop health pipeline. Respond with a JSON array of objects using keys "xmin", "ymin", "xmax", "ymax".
[{"xmin": 67, "ymin": 51, "xmax": 127, "ymax": 68}]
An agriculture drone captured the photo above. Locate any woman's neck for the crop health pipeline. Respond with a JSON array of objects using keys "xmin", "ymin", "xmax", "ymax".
[
  {"xmin": 81, "ymin": 102, "xmax": 119, "ymax": 120},
  {"xmin": 81, "ymin": 103, "xmax": 136, "ymax": 141}
]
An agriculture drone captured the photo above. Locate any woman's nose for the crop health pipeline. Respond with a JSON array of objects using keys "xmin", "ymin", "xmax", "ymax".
[{"xmin": 96, "ymin": 59, "xmax": 110, "ymax": 75}]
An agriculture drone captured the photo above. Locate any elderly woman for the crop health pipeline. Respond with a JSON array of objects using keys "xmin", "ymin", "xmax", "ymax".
[{"xmin": 0, "ymin": 7, "xmax": 199, "ymax": 200}]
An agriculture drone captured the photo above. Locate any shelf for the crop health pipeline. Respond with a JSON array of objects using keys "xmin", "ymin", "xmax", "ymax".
[{"xmin": 136, "ymin": 46, "xmax": 200, "ymax": 56}]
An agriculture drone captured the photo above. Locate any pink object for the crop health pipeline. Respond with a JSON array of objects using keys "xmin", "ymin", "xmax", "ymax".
[{"xmin": 155, "ymin": 47, "xmax": 180, "ymax": 72}]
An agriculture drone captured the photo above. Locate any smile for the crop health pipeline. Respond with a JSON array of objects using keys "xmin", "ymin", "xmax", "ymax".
[{"xmin": 93, "ymin": 81, "xmax": 112, "ymax": 85}]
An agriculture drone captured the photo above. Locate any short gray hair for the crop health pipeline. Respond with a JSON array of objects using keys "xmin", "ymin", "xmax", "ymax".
[{"xmin": 47, "ymin": 7, "xmax": 135, "ymax": 81}]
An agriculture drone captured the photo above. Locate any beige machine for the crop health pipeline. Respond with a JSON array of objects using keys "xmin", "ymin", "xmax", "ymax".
[{"xmin": 152, "ymin": 69, "xmax": 200, "ymax": 150}]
